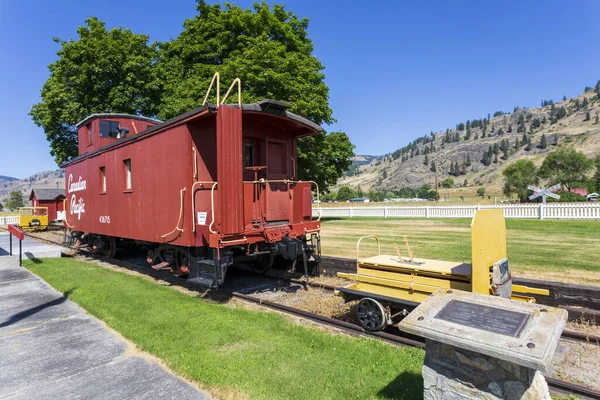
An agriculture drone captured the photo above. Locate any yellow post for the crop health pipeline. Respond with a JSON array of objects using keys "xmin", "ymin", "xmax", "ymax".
[{"xmin": 470, "ymin": 209, "xmax": 506, "ymax": 295}]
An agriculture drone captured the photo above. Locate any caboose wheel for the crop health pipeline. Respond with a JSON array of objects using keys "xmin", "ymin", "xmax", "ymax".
[
  {"xmin": 101, "ymin": 237, "xmax": 117, "ymax": 258},
  {"xmin": 356, "ymin": 298, "xmax": 387, "ymax": 331},
  {"xmin": 250, "ymin": 253, "xmax": 272, "ymax": 274}
]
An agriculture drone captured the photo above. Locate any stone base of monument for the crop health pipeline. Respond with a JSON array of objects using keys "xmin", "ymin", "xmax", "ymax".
[
  {"xmin": 422, "ymin": 339, "xmax": 550, "ymax": 400},
  {"xmin": 398, "ymin": 289, "xmax": 567, "ymax": 400}
]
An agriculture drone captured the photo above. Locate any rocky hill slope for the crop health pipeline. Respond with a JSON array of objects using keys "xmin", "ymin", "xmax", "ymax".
[
  {"xmin": 0, "ymin": 170, "xmax": 65, "ymax": 199},
  {"xmin": 338, "ymin": 87, "xmax": 600, "ymax": 192}
]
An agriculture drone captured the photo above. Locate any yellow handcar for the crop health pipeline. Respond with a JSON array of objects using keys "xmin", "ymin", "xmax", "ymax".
[
  {"xmin": 18, "ymin": 207, "xmax": 49, "ymax": 231},
  {"xmin": 336, "ymin": 209, "xmax": 550, "ymax": 331}
]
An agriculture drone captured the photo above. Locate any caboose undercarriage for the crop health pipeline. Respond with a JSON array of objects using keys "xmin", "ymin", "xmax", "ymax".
[{"xmin": 68, "ymin": 231, "xmax": 321, "ymax": 288}]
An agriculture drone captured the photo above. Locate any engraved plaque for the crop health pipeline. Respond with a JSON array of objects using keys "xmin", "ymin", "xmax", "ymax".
[{"xmin": 435, "ymin": 299, "xmax": 530, "ymax": 337}]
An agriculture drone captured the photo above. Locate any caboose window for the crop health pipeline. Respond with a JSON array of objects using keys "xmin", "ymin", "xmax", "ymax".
[
  {"xmin": 244, "ymin": 141, "xmax": 255, "ymax": 167},
  {"xmin": 124, "ymin": 159, "xmax": 132, "ymax": 190},
  {"xmin": 100, "ymin": 120, "xmax": 120, "ymax": 138},
  {"xmin": 87, "ymin": 123, "xmax": 92, "ymax": 145},
  {"xmin": 100, "ymin": 166, "xmax": 106, "ymax": 193}
]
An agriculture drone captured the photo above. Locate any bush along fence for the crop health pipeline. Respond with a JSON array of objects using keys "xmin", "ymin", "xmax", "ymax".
[{"xmin": 313, "ymin": 203, "xmax": 600, "ymax": 220}]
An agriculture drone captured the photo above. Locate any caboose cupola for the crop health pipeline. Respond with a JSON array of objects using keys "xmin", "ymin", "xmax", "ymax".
[{"xmin": 75, "ymin": 113, "xmax": 161, "ymax": 156}]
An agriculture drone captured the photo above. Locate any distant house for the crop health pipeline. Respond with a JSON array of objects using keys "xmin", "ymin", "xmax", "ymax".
[
  {"xmin": 570, "ymin": 187, "xmax": 588, "ymax": 196},
  {"xmin": 29, "ymin": 189, "xmax": 66, "ymax": 221},
  {"xmin": 349, "ymin": 197, "xmax": 370, "ymax": 203}
]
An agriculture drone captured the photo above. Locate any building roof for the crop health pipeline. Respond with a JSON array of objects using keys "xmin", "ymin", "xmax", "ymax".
[{"xmin": 30, "ymin": 189, "xmax": 66, "ymax": 201}]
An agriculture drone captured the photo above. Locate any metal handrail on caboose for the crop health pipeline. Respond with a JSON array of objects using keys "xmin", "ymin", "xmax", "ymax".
[{"xmin": 201, "ymin": 72, "xmax": 242, "ymax": 108}]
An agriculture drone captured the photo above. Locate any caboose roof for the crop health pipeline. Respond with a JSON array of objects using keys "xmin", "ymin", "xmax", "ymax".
[
  {"xmin": 61, "ymin": 100, "xmax": 323, "ymax": 168},
  {"xmin": 75, "ymin": 113, "xmax": 162, "ymax": 128}
]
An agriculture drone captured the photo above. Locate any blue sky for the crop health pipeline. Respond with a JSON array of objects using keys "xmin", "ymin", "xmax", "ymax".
[{"xmin": 1, "ymin": 0, "xmax": 599, "ymax": 178}]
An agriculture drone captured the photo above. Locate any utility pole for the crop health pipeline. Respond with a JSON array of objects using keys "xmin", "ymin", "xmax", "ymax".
[{"xmin": 434, "ymin": 161, "xmax": 439, "ymax": 204}]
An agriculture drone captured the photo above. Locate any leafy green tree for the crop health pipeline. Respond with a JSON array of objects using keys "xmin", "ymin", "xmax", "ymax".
[
  {"xmin": 539, "ymin": 134, "xmax": 547, "ymax": 149},
  {"xmin": 297, "ymin": 131, "xmax": 355, "ymax": 191},
  {"xmin": 423, "ymin": 153, "xmax": 429, "ymax": 166},
  {"xmin": 477, "ymin": 187, "xmax": 486, "ymax": 197},
  {"xmin": 525, "ymin": 137, "xmax": 532, "ymax": 151},
  {"xmin": 502, "ymin": 160, "xmax": 538, "ymax": 201},
  {"xmin": 538, "ymin": 149, "xmax": 594, "ymax": 191},
  {"xmin": 596, "ymin": 115, "xmax": 599, "ymax": 124},
  {"xmin": 5, "ymin": 191, "xmax": 24, "ymax": 210},
  {"xmin": 417, "ymin": 184, "xmax": 435, "ymax": 200},
  {"xmin": 336, "ymin": 186, "xmax": 355, "ymax": 202},
  {"xmin": 0, "ymin": 200, "xmax": 3, "ymax": 210},
  {"xmin": 30, "ymin": 17, "xmax": 161, "ymax": 164},
  {"xmin": 155, "ymin": 2, "xmax": 355, "ymax": 191},
  {"xmin": 31, "ymin": 4, "xmax": 355, "ymax": 192},
  {"xmin": 441, "ymin": 177, "xmax": 454, "ymax": 188},
  {"xmin": 585, "ymin": 111, "xmax": 591, "ymax": 121}
]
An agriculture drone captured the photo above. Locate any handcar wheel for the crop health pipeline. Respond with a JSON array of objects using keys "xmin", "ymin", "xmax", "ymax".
[{"xmin": 356, "ymin": 298, "xmax": 387, "ymax": 331}]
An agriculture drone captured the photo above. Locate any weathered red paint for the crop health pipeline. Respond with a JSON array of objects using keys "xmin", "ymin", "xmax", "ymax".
[
  {"xmin": 63, "ymin": 103, "xmax": 321, "ymax": 255},
  {"xmin": 217, "ymin": 106, "xmax": 244, "ymax": 235}
]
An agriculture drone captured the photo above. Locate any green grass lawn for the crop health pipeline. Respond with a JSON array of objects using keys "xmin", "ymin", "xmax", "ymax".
[
  {"xmin": 320, "ymin": 217, "xmax": 600, "ymax": 285},
  {"xmin": 26, "ymin": 258, "xmax": 424, "ymax": 400}
]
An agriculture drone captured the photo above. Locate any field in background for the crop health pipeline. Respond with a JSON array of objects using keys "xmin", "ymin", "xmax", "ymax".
[{"xmin": 319, "ymin": 217, "xmax": 600, "ymax": 286}]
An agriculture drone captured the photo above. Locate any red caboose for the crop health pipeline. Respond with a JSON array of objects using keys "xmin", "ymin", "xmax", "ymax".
[{"xmin": 61, "ymin": 100, "xmax": 321, "ymax": 287}]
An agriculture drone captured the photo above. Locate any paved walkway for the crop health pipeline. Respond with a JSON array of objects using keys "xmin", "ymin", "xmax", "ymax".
[
  {"xmin": 0, "ymin": 253, "xmax": 209, "ymax": 399},
  {"xmin": 0, "ymin": 231, "xmax": 64, "ymax": 258}
]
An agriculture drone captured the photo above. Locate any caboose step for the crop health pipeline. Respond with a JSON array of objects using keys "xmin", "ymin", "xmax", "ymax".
[
  {"xmin": 151, "ymin": 261, "xmax": 171, "ymax": 271},
  {"xmin": 187, "ymin": 256, "xmax": 232, "ymax": 288}
]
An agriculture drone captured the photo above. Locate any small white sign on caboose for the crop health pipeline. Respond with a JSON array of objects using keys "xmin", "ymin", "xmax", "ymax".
[{"xmin": 197, "ymin": 212, "xmax": 207, "ymax": 225}]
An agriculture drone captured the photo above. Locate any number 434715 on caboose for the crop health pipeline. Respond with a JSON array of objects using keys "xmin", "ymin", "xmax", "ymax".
[{"xmin": 61, "ymin": 76, "xmax": 322, "ymax": 287}]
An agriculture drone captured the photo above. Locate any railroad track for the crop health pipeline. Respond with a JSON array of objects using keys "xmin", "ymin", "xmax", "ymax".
[{"xmin": 8, "ymin": 229, "xmax": 600, "ymax": 399}]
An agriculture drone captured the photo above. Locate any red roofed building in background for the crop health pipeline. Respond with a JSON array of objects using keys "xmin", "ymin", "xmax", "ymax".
[{"xmin": 29, "ymin": 189, "xmax": 66, "ymax": 221}]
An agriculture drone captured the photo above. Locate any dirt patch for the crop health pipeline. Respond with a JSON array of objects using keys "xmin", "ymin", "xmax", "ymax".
[
  {"xmin": 26, "ymin": 229, "xmax": 67, "ymax": 244},
  {"xmin": 551, "ymin": 339, "xmax": 600, "ymax": 390}
]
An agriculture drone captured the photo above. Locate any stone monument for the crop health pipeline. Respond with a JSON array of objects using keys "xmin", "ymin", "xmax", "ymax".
[{"xmin": 398, "ymin": 289, "xmax": 567, "ymax": 399}]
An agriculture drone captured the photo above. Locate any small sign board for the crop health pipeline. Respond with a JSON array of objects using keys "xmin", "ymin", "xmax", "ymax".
[
  {"xmin": 528, "ymin": 184, "xmax": 561, "ymax": 203},
  {"xmin": 8, "ymin": 224, "xmax": 24, "ymax": 241},
  {"xmin": 435, "ymin": 299, "xmax": 530, "ymax": 337},
  {"xmin": 197, "ymin": 212, "xmax": 207, "ymax": 225}
]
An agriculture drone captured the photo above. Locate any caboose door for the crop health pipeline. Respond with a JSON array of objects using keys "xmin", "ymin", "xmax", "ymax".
[{"xmin": 265, "ymin": 139, "xmax": 290, "ymax": 222}]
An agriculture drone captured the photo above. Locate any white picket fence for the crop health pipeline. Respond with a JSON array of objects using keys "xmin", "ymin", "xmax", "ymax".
[
  {"xmin": 0, "ymin": 215, "xmax": 19, "ymax": 225},
  {"xmin": 313, "ymin": 203, "xmax": 600, "ymax": 220}
]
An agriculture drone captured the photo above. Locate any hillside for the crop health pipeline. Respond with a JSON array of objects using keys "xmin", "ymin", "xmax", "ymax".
[
  {"xmin": 0, "ymin": 170, "xmax": 65, "ymax": 199},
  {"xmin": 338, "ymin": 87, "xmax": 600, "ymax": 193},
  {"xmin": 0, "ymin": 175, "xmax": 19, "ymax": 184}
]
